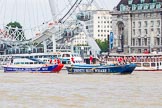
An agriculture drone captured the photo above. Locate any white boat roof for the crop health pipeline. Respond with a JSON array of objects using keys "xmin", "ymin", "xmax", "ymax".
[{"xmin": 105, "ymin": 52, "xmax": 162, "ymax": 57}]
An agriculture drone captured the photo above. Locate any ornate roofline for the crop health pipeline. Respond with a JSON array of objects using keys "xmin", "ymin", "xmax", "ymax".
[{"xmin": 116, "ymin": 0, "xmax": 162, "ymax": 11}]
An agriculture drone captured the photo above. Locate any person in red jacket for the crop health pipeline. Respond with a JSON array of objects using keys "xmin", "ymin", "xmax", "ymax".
[
  {"xmin": 49, "ymin": 59, "xmax": 52, "ymax": 64},
  {"xmin": 57, "ymin": 58, "xmax": 61, "ymax": 64},
  {"xmin": 71, "ymin": 55, "xmax": 75, "ymax": 63},
  {"xmin": 89, "ymin": 55, "xmax": 93, "ymax": 64},
  {"xmin": 54, "ymin": 58, "xmax": 57, "ymax": 64},
  {"xmin": 117, "ymin": 56, "xmax": 123, "ymax": 64}
]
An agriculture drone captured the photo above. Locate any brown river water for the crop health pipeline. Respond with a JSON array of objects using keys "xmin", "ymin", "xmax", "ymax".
[{"xmin": 0, "ymin": 70, "xmax": 162, "ymax": 108}]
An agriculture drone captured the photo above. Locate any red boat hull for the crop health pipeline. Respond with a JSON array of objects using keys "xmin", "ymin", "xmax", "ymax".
[{"xmin": 52, "ymin": 64, "xmax": 64, "ymax": 73}]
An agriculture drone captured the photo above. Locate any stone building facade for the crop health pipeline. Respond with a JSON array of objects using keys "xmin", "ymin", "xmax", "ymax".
[{"xmin": 111, "ymin": 0, "xmax": 162, "ymax": 53}]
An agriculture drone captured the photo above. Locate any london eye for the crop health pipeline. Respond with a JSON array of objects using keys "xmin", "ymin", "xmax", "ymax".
[{"xmin": 0, "ymin": 0, "xmax": 114, "ymax": 55}]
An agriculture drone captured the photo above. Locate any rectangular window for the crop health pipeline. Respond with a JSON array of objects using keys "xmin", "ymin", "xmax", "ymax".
[
  {"xmin": 143, "ymin": 63, "xmax": 150, "ymax": 67},
  {"xmin": 138, "ymin": 38, "xmax": 141, "ymax": 46},
  {"xmin": 136, "ymin": 63, "xmax": 141, "ymax": 67},
  {"xmin": 139, "ymin": 29, "xmax": 141, "ymax": 35},
  {"xmin": 133, "ymin": 29, "xmax": 135, "ymax": 35},
  {"xmin": 144, "ymin": 4, "xmax": 149, "ymax": 9},
  {"xmin": 144, "ymin": 38, "xmax": 147, "ymax": 46},
  {"xmin": 144, "ymin": 29, "xmax": 148, "ymax": 34},
  {"xmin": 138, "ymin": 49, "xmax": 141, "ymax": 53},
  {"xmin": 156, "ymin": 3, "xmax": 161, "ymax": 9},
  {"xmin": 144, "ymin": 21, "xmax": 147, "ymax": 27},
  {"xmin": 151, "ymin": 63, "xmax": 156, "ymax": 67},
  {"xmin": 151, "ymin": 21, "xmax": 154, "ymax": 27},
  {"xmin": 156, "ymin": 38, "xmax": 160, "ymax": 45},
  {"xmin": 132, "ymin": 4, "xmax": 137, "ymax": 11},
  {"xmin": 157, "ymin": 28, "xmax": 160, "ymax": 34},
  {"xmin": 157, "ymin": 20, "xmax": 160, "ymax": 27},
  {"xmin": 132, "ymin": 38, "xmax": 135, "ymax": 46},
  {"xmin": 138, "ymin": 21, "xmax": 141, "ymax": 28},
  {"xmin": 133, "ymin": 22, "xmax": 135, "ymax": 28}
]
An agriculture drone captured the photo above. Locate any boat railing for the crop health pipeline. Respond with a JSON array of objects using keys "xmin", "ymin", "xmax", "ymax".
[{"xmin": 107, "ymin": 56, "xmax": 162, "ymax": 63}]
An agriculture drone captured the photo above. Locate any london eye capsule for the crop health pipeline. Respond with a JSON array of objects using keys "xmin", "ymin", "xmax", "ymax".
[
  {"xmin": 63, "ymin": 29, "xmax": 74, "ymax": 37},
  {"xmin": 76, "ymin": 12, "xmax": 91, "ymax": 21}
]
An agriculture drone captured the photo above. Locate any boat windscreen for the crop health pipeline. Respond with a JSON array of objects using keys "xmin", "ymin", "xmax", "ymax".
[{"xmin": 27, "ymin": 58, "xmax": 45, "ymax": 64}]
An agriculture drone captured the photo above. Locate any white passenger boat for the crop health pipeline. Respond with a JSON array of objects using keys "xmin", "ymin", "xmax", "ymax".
[
  {"xmin": 3, "ymin": 57, "xmax": 64, "ymax": 73},
  {"xmin": 106, "ymin": 52, "xmax": 162, "ymax": 71},
  {"xmin": 0, "ymin": 52, "xmax": 83, "ymax": 70}
]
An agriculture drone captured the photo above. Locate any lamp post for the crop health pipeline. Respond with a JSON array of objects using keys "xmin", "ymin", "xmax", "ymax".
[{"xmin": 128, "ymin": 45, "xmax": 130, "ymax": 53}]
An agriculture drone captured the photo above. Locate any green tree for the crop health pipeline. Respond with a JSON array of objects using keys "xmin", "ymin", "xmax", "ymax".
[
  {"xmin": 6, "ymin": 21, "xmax": 26, "ymax": 41},
  {"xmin": 95, "ymin": 39, "xmax": 108, "ymax": 52}
]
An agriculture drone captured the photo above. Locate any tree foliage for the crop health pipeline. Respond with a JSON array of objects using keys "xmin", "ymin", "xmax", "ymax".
[
  {"xmin": 7, "ymin": 21, "xmax": 22, "ymax": 28},
  {"xmin": 95, "ymin": 39, "xmax": 108, "ymax": 52},
  {"xmin": 6, "ymin": 21, "xmax": 26, "ymax": 41}
]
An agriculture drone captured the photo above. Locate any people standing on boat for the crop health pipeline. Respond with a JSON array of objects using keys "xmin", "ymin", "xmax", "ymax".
[
  {"xmin": 117, "ymin": 56, "xmax": 123, "ymax": 64},
  {"xmin": 89, "ymin": 55, "xmax": 93, "ymax": 64},
  {"xmin": 54, "ymin": 58, "xmax": 57, "ymax": 64},
  {"xmin": 123, "ymin": 56, "xmax": 127, "ymax": 64},
  {"xmin": 131, "ymin": 56, "xmax": 136, "ymax": 62},
  {"xmin": 11, "ymin": 56, "xmax": 13, "ymax": 64},
  {"xmin": 71, "ymin": 55, "xmax": 75, "ymax": 64},
  {"xmin": 49, "ymin": 59, "xmax": 52, "ymax": 64},
  {"xmin": 57, "ymin": 58, "xmax": 61, "ymax": 64}
]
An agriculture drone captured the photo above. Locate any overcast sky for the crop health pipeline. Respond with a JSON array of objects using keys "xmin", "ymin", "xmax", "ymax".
[{"xmin": 0, "ymin": 0, "xmax": 120, "ymax": 39}]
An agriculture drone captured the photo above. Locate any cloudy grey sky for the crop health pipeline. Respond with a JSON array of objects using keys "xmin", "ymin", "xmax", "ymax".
[{"xmin": 0, "ymin": 0, "xmax": 120, "ymax": 39}]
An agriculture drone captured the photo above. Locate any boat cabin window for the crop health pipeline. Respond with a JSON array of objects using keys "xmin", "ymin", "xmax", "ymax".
[
  {"xmin": 50, "ymin": 55, "xmax": 59, "ymax": 59},
  {"xmin": 135, "ymin": 63, "xmax": 141, "ymax": 67},
  {"xmin": 39, "ymin": 56, "xmax": 42, "ymax": 58},
  {"xmin": 62, "ymin": 61, "xmax": 70, "ymax": 64},
  {"xmin": 160, "ymin": 58, "xmax": 162, "ymax": 61},
  {"xmin": 62, "ymin": 54, "xmax": 70, "ymax": 57},
  {"xmin": 43, "ymin": 60, "xmax": 47, "ymax": 62},
  {"xmin": 35, "ymin": 56, "xmax": 38, "ymax": 58},
  {"xmin": 157, "ymin": 63, "xmax": 159, "ymax": 67},
  {"xmin": 151, "ymin": 63, "xmax": 156, "ymax": 67},
  {"xmin": 58, "ymin": 55, "xmax": 61, "ymax": 57},
  {"xmin": 30, "ymin": 62, "xmax": 33, "ymax": 64},
  {"xmin": 43, "ymin": 55, "xmax": 48, "ymax": 58},
  {"xmin": 143, "ymin": 63, "xmax": 150, "ymax": 67}
]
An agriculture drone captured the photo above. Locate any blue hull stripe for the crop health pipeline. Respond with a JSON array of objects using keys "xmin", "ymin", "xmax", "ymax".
[{"xmin": 3, "ymin": 65, "xmax": 58, "ymax": 73}]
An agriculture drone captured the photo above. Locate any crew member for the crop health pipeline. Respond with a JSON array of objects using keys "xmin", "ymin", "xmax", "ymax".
[
  {"xmin": 57, "ymin": 58, "xmax": 61, "ymax": 64},
  {"xmin": 49, "ymin": 59, "xmax": 52, "ymax": 64},
  {"xmin": 71, "ymin": 56, "xmax": 75, "ymax": 63},
  {"xmin": 54, "ymin": 58, "xmax": 57, "ymax": 64},
  {"xmin": 117, "ymin": 56, "xmax": 123, "ymax": 64},
  {"xmin": 89, "ymin": 55, "xmax": 93, "ymax": 64}
]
